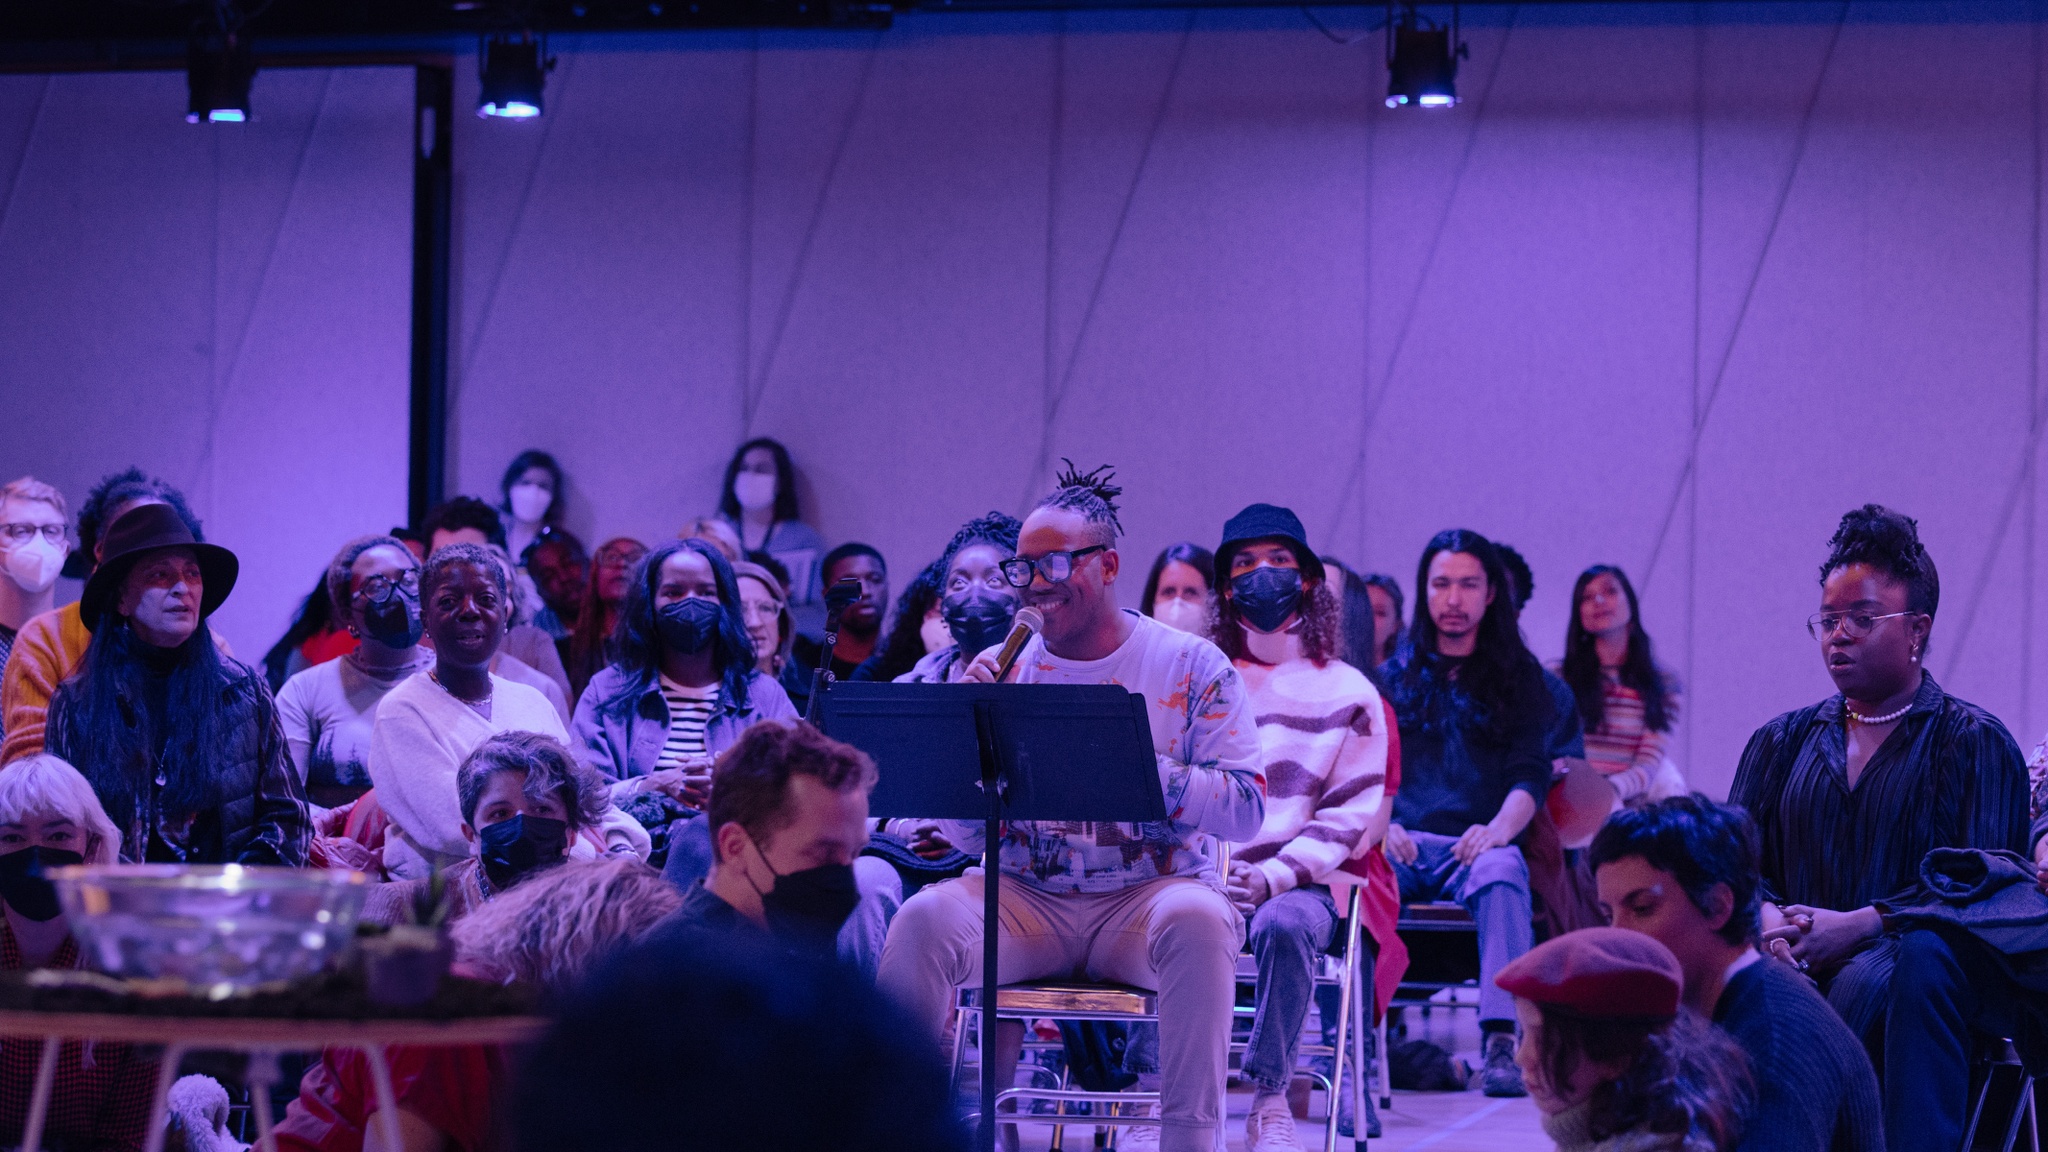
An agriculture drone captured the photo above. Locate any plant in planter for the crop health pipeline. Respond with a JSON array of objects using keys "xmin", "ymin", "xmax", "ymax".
[{"xmin": 359, "ymin": 869, "xmax": 454, "ymax": 1008}]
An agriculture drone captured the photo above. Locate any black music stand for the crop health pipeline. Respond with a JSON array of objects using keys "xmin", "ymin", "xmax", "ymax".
[{"xmin": 818, "ymin": 682, "xmax": 1166, "ymax": 1152}]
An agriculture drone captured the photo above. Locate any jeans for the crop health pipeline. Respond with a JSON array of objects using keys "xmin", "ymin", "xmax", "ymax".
[
  {"xmin": 1825, "ymin": 928, "xmax": 2022, "ymax": 1152},
  {"xmin": 1240, "ymin": 887, "xmax": 1338, "ymax": 1094},
  {"xmin": 662, "ymin": 815, "xmax": 904, "ymax": 980},
  {"xmin": 1388, "ymin": 830, "xmax": 1532, "ymax": 1025},
  {"xmin": 877, "ymin": 874, "xmax": 1244, "ymax": 1152}
]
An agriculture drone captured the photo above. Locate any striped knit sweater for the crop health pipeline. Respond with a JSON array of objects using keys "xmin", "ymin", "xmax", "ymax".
[{"xmin": 1232, "ymin": 642, "xmax": 1390, "ymax": 897}]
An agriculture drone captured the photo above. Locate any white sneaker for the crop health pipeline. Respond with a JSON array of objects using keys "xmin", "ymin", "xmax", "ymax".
[
  {"xmin": 1114, "ymin": 1115, "xmax": 1162, "ymax": 1152},
  {"xmin": 1246, "ymin": 1092, "xmax": 1306, "ymax": 1152}
]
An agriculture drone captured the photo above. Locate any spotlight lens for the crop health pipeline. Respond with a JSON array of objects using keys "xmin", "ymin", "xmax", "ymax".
[
  {"xmin": 1418, "ymin": 94, "xmax": 1456, "ymax": 107},
  {"xmin": 479, "ymin": 101, "xmax": 542, "ymax": 119},
  {"xmin": 1386, "ymin": 95, "xmax": 1410, "ymax": 107},
  {"xmin": 207, "ymin": 108, "xmax": 248, "ymax": 123}
]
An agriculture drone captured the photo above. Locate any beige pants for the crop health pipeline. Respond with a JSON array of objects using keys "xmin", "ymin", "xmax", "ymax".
[{"xmin": 877, "ymin": 874, "xmax": 1244, "ymax": 1152}]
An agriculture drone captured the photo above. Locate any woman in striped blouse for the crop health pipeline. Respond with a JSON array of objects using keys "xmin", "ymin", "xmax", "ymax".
[{"xmin": 1556, "ymin": 565, "xmax": 1682, "ymax": 807}]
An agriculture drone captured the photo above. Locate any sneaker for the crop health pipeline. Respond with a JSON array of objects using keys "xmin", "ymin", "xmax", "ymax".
[
  {"xmin": 1246, "ymin": 1093, "xmax": 1306, "ymax": 1152},
  {"xmin": 1480, "ymin": 1032, "xmax": 1526, "ymax": 1098},
  {"xmin": 1113, "ymin": 1118, "xmax": 1160, "ymax": 1152}
]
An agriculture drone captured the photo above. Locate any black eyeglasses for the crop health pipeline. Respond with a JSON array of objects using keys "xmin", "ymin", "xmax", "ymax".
[
  {"xmin": 1806, "ymin": 610, "xmax": 1914, "ymax": 642},
  {"xmin": 354, "ymin": 570, "xmax": 421, "ymax": 603},
  {"xmin": 1000, "ymin": 545, "xmax": 1107, "ymax": 589}
]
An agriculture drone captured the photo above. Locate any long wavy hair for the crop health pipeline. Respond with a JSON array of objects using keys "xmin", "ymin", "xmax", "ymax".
[
  {"xmin": 1561, "ymin": 564, "xmax": 1672, "ymax": 734},
  {"xmin": 1141, "ymin": 543, "xmax": 1214, "ymax": 616},
  {"xmin": 1319, "ymin": 556, "xmax": 1382, "ymax": 677},
  {"xmin": 865, "ymin": 559, "xmax": 946, "ymax": 682},
  {"xmin": 47, "ymin": 617, "xmax": 258, "ymax": 848},
  {"xmin": 607, "ymin": 539, "xmax": 755, "ymax": 715},
  {"xmin": 1531, "ymin": 1008, "xmax": 1751, "ymax": 1151},
  {"xmin": 1381, "ymin": 529, "xmax": 1544, "ymax": 741},
  {"xmin": 568, "ymin": 537, "xmax": 647, "ymax": 700},
  {"xmin": 1212, "ymin": 540, "xmax": 1343, "ymax": 667},
  {"xmin": 450, "ymin": 857, "xmax": 682, "ymax": 994}
]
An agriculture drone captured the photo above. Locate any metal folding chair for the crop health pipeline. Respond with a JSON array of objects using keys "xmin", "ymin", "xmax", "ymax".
[{"xmin": 1963, "ymin": 1040, "xmax": 2039, "ymax": 1152}]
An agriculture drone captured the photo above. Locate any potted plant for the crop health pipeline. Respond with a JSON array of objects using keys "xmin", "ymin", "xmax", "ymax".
[{"xmin": 360, "ymin": 868, "xmax": 453, "ymax": 1008}]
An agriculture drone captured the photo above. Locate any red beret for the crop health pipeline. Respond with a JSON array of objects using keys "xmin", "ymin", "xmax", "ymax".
[{"xmin": 1494, "ymin": 928, "xmax": 1683, "ymax": 1020}]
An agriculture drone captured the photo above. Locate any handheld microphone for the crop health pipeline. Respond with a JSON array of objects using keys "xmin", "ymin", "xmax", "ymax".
[{"xmin": 990, "ymin": 608, "xmax": 1044, "ymax": 683}]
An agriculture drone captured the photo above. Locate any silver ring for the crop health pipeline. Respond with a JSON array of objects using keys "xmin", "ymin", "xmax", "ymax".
[{"xmin": 1795, "ymin": 959, "xmax": 1811, "ymax": 973}]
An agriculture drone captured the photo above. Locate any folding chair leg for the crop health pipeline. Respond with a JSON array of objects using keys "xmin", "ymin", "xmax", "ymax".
[
  {"xmin": 1350, "ymin": 979, "xmax": 1370, "ymax": 1152},
  {"xmin": 1377, "ymin": 1011, "xmax": 1391, "ymax": 1109},
  {"xmin": 1327, "ymin": 888, "xmax": 1362, "ymax": 1152}
]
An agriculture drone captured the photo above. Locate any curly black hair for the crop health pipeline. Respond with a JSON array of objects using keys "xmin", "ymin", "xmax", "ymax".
[
  {"xmin": 1821, "ymin": 504, "xmax": 1940, "ymax": 618},
  {"xmin": 77, "ymin": 468, "xmax": 204, "ymax": 561},
  {"xmin": 1034, "ymin": 460, "xmax": 1124, "ymax": 544},
  {"xmin": 941, "ymin": 511, "xmax": 1021, "ymax": 565}
]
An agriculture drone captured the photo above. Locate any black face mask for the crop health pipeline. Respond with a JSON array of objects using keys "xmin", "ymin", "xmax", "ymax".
[
  {"xmin": 751, "ymin": 850, "xmax": 861, "ymax": 950},
  {"xmin": 941, "ymin": 589, "xmax": 1017, "ymax": 657},
  {"xmin": 657, "ymin": 598, "xmax": 724, "ymax": 655},
  {"xmin": 0, "ymin": 846, "xmax": 83, "ymax": 922},
  {"xmin": 477, "ymin": 814, "xmax": 568, "ymax": 893},
  {"xmin": 1231, "ymin": 566, "xmax": 1303, "ymax": 634},
  {"xmin": 361, "ymin": 588, "xmax": 424, "ymax": 649}
]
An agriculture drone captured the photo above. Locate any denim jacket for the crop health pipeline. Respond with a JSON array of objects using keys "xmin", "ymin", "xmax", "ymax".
[{"xmin": 569, "ymin": 663, "xmax": 797, "ymax": 794}]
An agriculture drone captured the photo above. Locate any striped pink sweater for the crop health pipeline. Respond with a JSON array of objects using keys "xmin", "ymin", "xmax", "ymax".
[{"xmin": 1232, "ymin": 652, "xmax": 1390, "ymax": 896}]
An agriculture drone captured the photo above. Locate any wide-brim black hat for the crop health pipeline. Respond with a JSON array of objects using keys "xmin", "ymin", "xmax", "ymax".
[
  {"xmin": 80, "ymin": 502, "xmax": 239, "ymax": 631},
  {"xmin": 1216, "ymin": 503, "xmax": 1324, "ymax": 588}
]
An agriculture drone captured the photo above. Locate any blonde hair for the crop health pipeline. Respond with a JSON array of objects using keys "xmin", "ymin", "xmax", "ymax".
[
  {"xmin": 450, "ymin": 858, "xmax": 682, "ymax": 992},
  {"xmin": 0, "ymin": 477, "xmax": 67, "ymax": 521},
  {"xmin": 0, "ymin": 754, "xmax": 121, "ymax": 864},
  {"xmin": 679, "ymin": 517, "xmax": 742, "ymax": 562}
]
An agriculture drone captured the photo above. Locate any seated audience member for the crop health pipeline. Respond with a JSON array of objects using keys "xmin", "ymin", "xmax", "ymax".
[
  {"xmin": 1494, "ymin": 543, "xmax": 1589, "ymax": 771},
  {"xmin": 1317, "ymin": 556, "xmax": 1380, "ymax": 679},
  {"xmin": 277, "ymin": 537, "xmax": 434, "ymax": 810},
  {"xmin": 0, "ymin": 480, "xmax": 70, "ymax": 724},
  {"xmin": 2, "ymin": 468, "xmax": 213, "ymax": 762},
  {"xmin": 48, "ymin": 504, "xmax": 308, "ymax": 865},
  {"xmin": 897, "ymin": 513, "xmax": 1022, "ymax": 685},
  {"xmin": 680, "ymin": 516, "xmax": 745, "ymax": 562},
  {"xmin": 733, "ymin": 560, "xmax": 793, "ymax": 681},
  {"xmin": 481, "ymin": 545, "xmax": 573, "ymax": 719},
  {"xmin": 1209, "ymin": 505, "xmax": 1392, "ymax": 1152},
  {"xmin": 421, "ymin": 497, "xmax": 505, "ymax": 553},
  {"xmin": 526, "ymin": 532, "xmax": 588, "ymax": 644},
  {"xmin": 1592, "ymin": 796, "xmax": 1883, "ymax": 1152},
  {"xmin": 1561, "ymin": 565, "xmax": 1684, "ymax": 806},
  {"xmin": 718, "ymin": 437, "xmax": 829, "ymax": 635},
  {"xmin": 790, "ymin": 543, "xmax": 888, "ymax": 682},
  {"xmin": 566, "ymin": 536, "xmax": 646, "ymax": 701},
  {"xmin": 499, "ymin": 449, "xmax": 566, "ymax": 566},
  {"xmin": 1499, "ymin": 928, "xmax": 1751, "ymax": 1152},
  {"xmin": 261, "ymin": 569, "xmax": 357, "ymax": 693},
  {"xmin": 649, "ymin": 720, "xmax": 874, "ymax": 952},
  {"xmin": 1142, "ymin": 542, "xmax": 1214, "ymax": 638},
  {"xmin": 278, "ymin": 857, "xmax": 681, "ymax": 1152},
  {"xmin": 879, "ymin": 464, "xmax": 1263, "ymax": 1152},
  {"xmin": 1379, "ymin": 529, "xmax": 1549, "ymax": 1097},
  {"xmin": 0, "ymin": 754, "xmax": 156, "ymax": 1150},
  {"xmin": 1362, "ymin": 572, "xmax": 1405, "ymax": 669},
  {"xmin": 1731, "ymin": 505, "xmax": 2029, "ymax": 1152},
  {"xmin": 514, "ymin": 929, "xmax": 963, "ymax": 1152},
  {"xmin": 364, "ymin": 731, "xmax": 610, "ymax": 925},
  {"xmin": 851, "ymin": 558, "xmax": 944, "ymax": 683},
  {"xmin": 367, "ymin": 543, "xmax": 572, "ymax": 880}
]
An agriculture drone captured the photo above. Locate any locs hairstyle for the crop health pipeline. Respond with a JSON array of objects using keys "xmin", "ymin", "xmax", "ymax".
[
  {"xmin": 1561, "ymin": 564, "xmax": 1673, "ymax": 734},
  {"xmin": 718, "ymin": 437, "xmax": 801, "ymax": 525},
  {"xmin": 609, "ymin": 539, "xmax": 756, "ymax": 715},
  {"xmin": 1381, "ymin": 528, "xmax": 1543, "ymax": 739},
  {"xmin": 1033, "ymin": 460, "xmax": 1123, "ymax": 545},
  {"xmin": 1821, "ymin": 504, "xmax": 1940, "ymax": 652}
]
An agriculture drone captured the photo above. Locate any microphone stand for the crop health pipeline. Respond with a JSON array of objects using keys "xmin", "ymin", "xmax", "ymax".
[{"xmin": 804, "ymin": 578, "xmax": 863, "ymax": 726}]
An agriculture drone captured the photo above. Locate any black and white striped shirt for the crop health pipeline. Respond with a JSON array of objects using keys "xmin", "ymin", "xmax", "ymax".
[{"xmin": 655, "ymin": 678, "xmax": 719, "ymax": 769}]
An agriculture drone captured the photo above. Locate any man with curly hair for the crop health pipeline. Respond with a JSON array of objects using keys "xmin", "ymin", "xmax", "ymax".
[
  {"xmin": 1731, "ymin": 504, "xmax": 2029, "ymax": 1152},
  {"xmin": 877, "ymin": 463, "xmax": 1264, "ymax": 1152}
]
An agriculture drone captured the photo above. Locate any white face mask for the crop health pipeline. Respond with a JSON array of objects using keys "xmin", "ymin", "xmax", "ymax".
[
  {"xmin": 508, "ymin": 482, "xmax": 552, "ymax": 525},
  {"xmin": 734, "ymin": 472, "xmax": 778, "ymax": 513},
  {"xmin": 1152, "ymin": 597, "xmax": 1209, "ymax": 636},
  {"xmin": 3, "ymin": 535, "xmax": 66, "ymax": 596}
]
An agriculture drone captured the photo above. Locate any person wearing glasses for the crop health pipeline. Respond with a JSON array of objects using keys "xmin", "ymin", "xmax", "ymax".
[
  {"xmin": 1731, "ymin": 504, "xmax": 2028, "ymax": 1152},
  {"xmin": 878, "ymin": 464, "xmax": 1264, "ymax": 1152},
  {"xmin": 0, "ymin": 479, "xmax": 70, "ymax": 696},
  {"xmin": 566, "ymin": 536, "xmax": 648, "ymax": 702},
  {"xmin": 275, "ymin": 536, "xmax": 435, "ymax": 810}
]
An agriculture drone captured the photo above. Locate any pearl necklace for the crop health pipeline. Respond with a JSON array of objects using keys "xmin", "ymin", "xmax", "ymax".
[{"xmin": 1846, "ymin": 702, "xmax": 1911, "ymax": 725}]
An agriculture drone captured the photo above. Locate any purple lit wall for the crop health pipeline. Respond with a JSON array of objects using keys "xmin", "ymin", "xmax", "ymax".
[{"xmin": 3, "ymin": 6, "xmax": 2046, "ymax": 796}]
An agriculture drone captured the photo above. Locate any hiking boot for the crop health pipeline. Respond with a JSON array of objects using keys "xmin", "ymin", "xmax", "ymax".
[
  {"xmin": 1246, "ymin": 1093, "xmax": 1306, "ymax": 1152},
  {"xmin": 1480, "ymin": 1032, "xmax": 1527, "ymax": 1098}
]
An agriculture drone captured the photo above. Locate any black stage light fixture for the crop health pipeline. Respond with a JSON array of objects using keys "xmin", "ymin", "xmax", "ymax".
[
  {"xmin": 479, "ymin": 32, "xmax": 553, "ymax": 119},
  {"xmin": 187, "ymin": 25, "xmax": 256, "ymax": 123},
  {"xmin": 1385, "ymin": 3, "xmax": 1466, "ymax": 109}
]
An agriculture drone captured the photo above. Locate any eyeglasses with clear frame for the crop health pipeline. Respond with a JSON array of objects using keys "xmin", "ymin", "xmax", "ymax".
[
  {"xmin": 0, "ymin": 523, "xmax": 65, "ymax": 546},
  {"xmin": 1806, "ymin": 610, "xmax": 1915, "ymax": 642}
]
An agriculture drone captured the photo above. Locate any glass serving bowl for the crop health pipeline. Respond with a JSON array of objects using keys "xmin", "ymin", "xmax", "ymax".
[{"xmin": 48, "ymin": 865, "xmax": 371, "ymax": 997}]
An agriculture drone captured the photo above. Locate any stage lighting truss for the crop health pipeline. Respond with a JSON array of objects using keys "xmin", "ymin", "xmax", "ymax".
[
  {"xmin": 1385, "ymin": 2, "xmax": 1467, "ymax": 109},
  {"xmin": 187, "ymin": 2, "xmax": 256, "ymax": 124},
  {"xmin": 479, "ymin": 30, "xmax": 554, "ymax": 119}
]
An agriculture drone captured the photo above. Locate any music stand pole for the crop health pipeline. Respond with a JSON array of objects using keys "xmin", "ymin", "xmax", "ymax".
[{"xmin": 972, "ymin": 699, "xmax": 1004, "ymax": 1152}]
